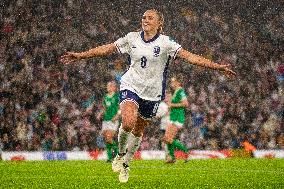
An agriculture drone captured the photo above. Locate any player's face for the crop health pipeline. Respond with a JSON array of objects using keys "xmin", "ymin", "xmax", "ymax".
[
  {"xmin": 170, "ymin": 78, "xmax": 179, "ymax": 89},
  {"xmin": 107, "ymin": 82, "xmax": 116, "ymax": 93},
  {"xmin": 142, "ymin": 10, "xmax": 160, "ymax": 33}
]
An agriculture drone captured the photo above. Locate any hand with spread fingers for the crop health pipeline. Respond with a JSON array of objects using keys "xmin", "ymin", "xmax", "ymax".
[
  {"xmin": 59, "ymin": 52, "xmax": 81, "ymax": 64},
  {"xmin": 218, "ymin": 64, "xmax": 236, "ymax": 78}
]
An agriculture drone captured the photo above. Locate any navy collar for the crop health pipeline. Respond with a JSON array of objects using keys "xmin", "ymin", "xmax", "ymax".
[{"xmin": 140, "ymin": 31, "xmax": 160, "ymax": 43}]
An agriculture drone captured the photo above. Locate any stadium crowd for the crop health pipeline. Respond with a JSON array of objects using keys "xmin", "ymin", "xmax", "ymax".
[{"xmin": 0, "ymin": 0, "xmax": 283, "ymax": 152}]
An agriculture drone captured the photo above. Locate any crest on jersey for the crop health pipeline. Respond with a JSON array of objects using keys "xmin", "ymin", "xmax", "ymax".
[
  {"xmin": 153, "ymin": 46, "xmax": 160, "ymax": 57},
  {"xmin": 121, "ymin": 91, "xmax": 127, "ymax": 99}
]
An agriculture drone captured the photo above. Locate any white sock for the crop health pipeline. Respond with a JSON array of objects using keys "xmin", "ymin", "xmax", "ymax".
[
  {"xmin": 124, "ymin": 133, "xmax": 142, "ymax": 165},
  {"xmin": 163, "ymin": 142, "xmax": 169, "ymax": 158},
  {"xmin": 118, "ymin": 126, "xmax": 130, "ymax": 155}
]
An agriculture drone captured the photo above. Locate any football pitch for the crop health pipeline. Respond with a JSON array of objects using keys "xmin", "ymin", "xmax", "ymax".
[{"xmin": 1, "ymin": 159, "xmax": 283, "ymax": 189}]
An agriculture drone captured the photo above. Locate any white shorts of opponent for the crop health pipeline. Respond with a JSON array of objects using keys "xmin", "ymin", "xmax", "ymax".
[{"xmin": 102, "ymin": 121, "xmax": 119, "ymax": 131}]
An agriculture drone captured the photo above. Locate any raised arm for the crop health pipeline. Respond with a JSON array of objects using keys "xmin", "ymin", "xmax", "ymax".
[
  {"xmin": 60, "ymin": 43, "xmax": 117, "ymax": 64},
  {"xmin": 177, "ymin": 48, "xmax": 236, "ymax": 77}
]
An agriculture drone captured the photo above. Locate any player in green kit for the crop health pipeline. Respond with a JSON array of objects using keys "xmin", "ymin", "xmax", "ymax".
[
  {"xmin": 97, "ymin": 81, "xmax": 120, "ymax": 162},
  {"xmin": 163, "ymin": 75, "xmax": 190, "ymax": 163}
]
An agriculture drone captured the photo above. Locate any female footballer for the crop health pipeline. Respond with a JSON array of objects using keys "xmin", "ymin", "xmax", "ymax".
[{"xmin": 60, "ymin": 9, "xmax": 236, "ymax": 183}]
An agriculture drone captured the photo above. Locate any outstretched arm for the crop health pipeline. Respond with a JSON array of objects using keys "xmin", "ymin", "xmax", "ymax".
[
  {"xmin": 177, "ymin": 48, "xmax": 236, "ymax": 77},
  {"xmin": 60, "ymin": 43, "xmax": 117, "ymax": 64}
]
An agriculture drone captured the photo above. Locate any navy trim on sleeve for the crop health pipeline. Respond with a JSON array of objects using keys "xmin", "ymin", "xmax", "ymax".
[
  {"xmin": 173, "ymin": 46, "xmax": 182, "ymax": 59},
  {"xmin": 115, "ymin": 43, "xmax": 122, "ymax": 54}
]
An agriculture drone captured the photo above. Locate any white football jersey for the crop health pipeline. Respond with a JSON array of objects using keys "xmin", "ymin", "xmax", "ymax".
[{"xmin": 114, "ymin": 31, "xmax": 182, "ymax": 101}]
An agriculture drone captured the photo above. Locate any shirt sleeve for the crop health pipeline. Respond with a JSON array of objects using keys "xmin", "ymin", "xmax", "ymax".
[
  {"xmin": 167, "ymin": 36, "xmax": 182, "ymax": 59},
  {"xmin": 114, "ymin": 32, "xmax": 132, "ymax": 54}
]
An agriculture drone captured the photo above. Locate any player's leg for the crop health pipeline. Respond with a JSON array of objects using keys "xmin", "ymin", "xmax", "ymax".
[
  {"xmin": 126, "ymin": 99, "xmax": 159, "ymax": 165},
  {"xmin": 160, "ymin": 129, "xmax": 169, "ymax": 159},
  {"xmin": 118, "ymin": 101, "xmax": 138, "ymax": 154},
  {"xmin": 111, "ymin": 140, "xmax": 118, "ymax": 157},
  {"xmin": 164, "ymin": 123, "xmax": 179, "ymax": 162},
  {"xmin": 172, "ymin": 138, "xmax": 189, "ymax": 153},
  {"xmin": 124, "ymin": 116, "xmax": 149, "ymax": 165},
  {"xmin": 103, "ymin": 130, "xmax": 114, "ymax": 162},
  {"xmin": 119, "ymin": 116, "xmax": 149, "ymax": 183},
  {"xmin": 119, "ymin": 99, "xmax": 158, "ymax": 183},
  {"xmin": 112, "ymin": 100, "xmax": 138, "ymax": 172},
  {"xmin": 104, "ymin": 128, "xmax": 118, "ymax": 162},
  {"xmin": 110, "ymin": 121, "xmax": 119, "ymax": 158},
  {"xmin": 170, "ymin": 125, "xmax": 190, "ymax": 162}
]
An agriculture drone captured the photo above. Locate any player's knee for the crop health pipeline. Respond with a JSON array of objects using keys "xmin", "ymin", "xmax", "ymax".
[
  {"xmin": 164, "ymin": 136, "xmax": 173, "ymax": 144},
  {"xmin": 121, "ymin": 118, "xmax": 136, "ymax": 132},
  {"xmin": 131, "ymin": 129, "xmax": 143, "ymax": 137},
  {"xmin": 121, "ymin": 123, "xmax": 133, "ymax": 132}
]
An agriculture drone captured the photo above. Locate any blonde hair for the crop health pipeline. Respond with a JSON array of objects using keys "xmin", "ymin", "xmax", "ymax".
[{"xmin": 146, "ymin": 9, "xmax": 164, "ymax": 33}]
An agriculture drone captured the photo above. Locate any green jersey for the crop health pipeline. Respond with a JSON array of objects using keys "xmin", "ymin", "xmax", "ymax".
[
  {"xmin": 103, "ymin": 93, "xmax": 119, "ymax": 121},
  {"xmin": 170, "ymin": 88, "xmax": 187, "ymax": 125}
]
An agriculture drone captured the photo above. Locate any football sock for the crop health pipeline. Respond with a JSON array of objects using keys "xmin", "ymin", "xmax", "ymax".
[
  {"xmin": 167, "ymin": 143, "xmax": 175, "ymax": 160},
  {"xmin": 106, "ymin": 143, "xmax": 113, "ymax": 161},
  {"xmin": 163, "ymin": 142, "xmax": 169, "ymax": 155},
  {"xmin": 112, "ymin": 142, "xmax": 118, "ymax": 156},
  {"xmin": 172, "ymin": 139, "xmax": 189, "ymax": 153},
  {"xmin": 124, "ymin": 133, "xmax": 142, "ymax": 165},
  {"xmin": 118, "ymin": 127, "xmax": 130, "ymax": 155}
]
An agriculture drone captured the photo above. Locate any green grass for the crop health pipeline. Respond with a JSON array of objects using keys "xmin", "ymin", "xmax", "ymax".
[{"xmin": 0, "ymin": 159, "xmax": 283, "ymax": 189}]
